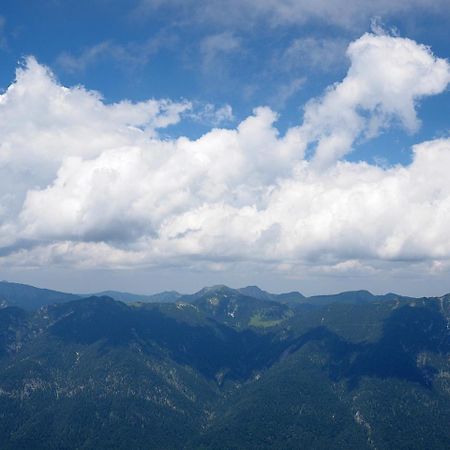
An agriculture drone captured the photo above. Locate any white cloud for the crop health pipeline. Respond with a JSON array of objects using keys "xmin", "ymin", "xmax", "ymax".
[
  {"xmin": 279, "ymin": 37, "xmax": 348, "ymax": 72},
  {"xmin": 269, "ymin": 77, "xmax": 306, "ymax": 109},
  {"xmin": 188, "ymin": 103, "xmax": 234, "ymax": 126},
  {"xmin": 1, "ymin": 33, "xmax": 450, "ymax": 280},
  {"xmin": 300, "ymin": 33, "xmax": 450, "ymax": 167},
  {"xmin": 136, "ymin": 0, "xmax": 449, "ymax": 29},
  {"xmin": 252, "ymin": 0, "xmax": 448, "ymax": 28},
  {"xmin": 56, "ymin": 36, "xmax": 174, "ymax": 73},
  {"xmin": 57, "ymin": 41, "xmax": 118, "ymax": 73},
  {"xmin": 200, "ymin": 32, "xmax": 241, "ymax": 72},
  {"xmin": 0, "ymin": 56, "xmax": 190, "ymax": 241}
]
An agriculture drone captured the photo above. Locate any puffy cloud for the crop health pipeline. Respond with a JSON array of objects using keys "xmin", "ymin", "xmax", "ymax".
[
  {"xmin": 0, "ymin": 56, "xmax": 190, "ymax": 243},
  {"xmin": 300, "ymin": 33, "xmax": 450, "ymax": 167},
  {"xmin": 188, "ymin": 103, "xmax": 234, "ymax": 126},
  {"xmin": 1, "ymin": 33, "xmax": 450, "ymax": 278}
]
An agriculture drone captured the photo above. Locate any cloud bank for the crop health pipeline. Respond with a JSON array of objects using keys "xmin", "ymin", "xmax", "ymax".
[{"xmin": 1, "ymin": 33, "xmax": 450, "ymax": 277}]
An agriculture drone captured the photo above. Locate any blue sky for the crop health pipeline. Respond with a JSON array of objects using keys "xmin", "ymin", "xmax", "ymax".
[
  {"xmin": 1, "ymin": 0, "xmax": 449, "ymax": 149},
  {"xmin": 0, "ymin": 0, "xmax": 450, "ymax": 295}
]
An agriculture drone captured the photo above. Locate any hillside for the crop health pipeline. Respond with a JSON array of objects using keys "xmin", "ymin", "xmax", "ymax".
[
  {"xmin": 0, "ymin": 290, "xmax": 449, "ymax": 449},
  {"xmin": 0, "ymin": 281, "xmax": 79, "ymax": 311}
]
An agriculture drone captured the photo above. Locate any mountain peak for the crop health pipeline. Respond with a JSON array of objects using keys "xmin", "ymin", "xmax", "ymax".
[{"xmin": 238, "ymin": 286, "xmax": 274, "ymax": 301}]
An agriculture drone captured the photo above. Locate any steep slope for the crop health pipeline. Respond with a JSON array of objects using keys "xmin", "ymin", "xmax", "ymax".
[
  {"xmin": 0, "ymin": 297, "xmax": 286, "ymax": 449},
  {"xmin": 0, "ymin": 298, "xmax": 222, "ymax": 449},
  {"xmin": 187, "ymin": 285, "xmax": 293, "ymax": 329},
  {"xmin": 0, "ymin": 306, "xmax": 30, "ymax": 357},
  {"xmin": 0, "ymin": 293, "xmax": 449, "ymax": 449},
  {"xmin": 195, "ymin": 296, "xmax": 450, "ymax": 449}
]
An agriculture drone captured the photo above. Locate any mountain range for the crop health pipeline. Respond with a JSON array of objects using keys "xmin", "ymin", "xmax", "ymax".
[
  {"xmin": 0, "ymin": 280, "xmax": 449, "ymax": 449},
  {"xmin": 0, "ymin": 280, "xmax": 415, "ymax": 310}
]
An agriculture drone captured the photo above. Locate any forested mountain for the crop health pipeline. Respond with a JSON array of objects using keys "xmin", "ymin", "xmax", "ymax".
[
  {"xmin": 85, "ymin": 290, "xmax": 183, "ymax": 304},
  {"xmin": 0, "ymin": 284, "xmax": 449, "ymax": 449},
  {"xmin": 0, "ymin": 281, "xmax": 79, "ymax": 310},
  {"xmin": 0, "ymin": 280, "xmax": 416, "ymax": 310}
]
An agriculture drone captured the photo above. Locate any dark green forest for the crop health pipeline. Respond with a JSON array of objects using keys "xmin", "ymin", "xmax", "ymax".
[{"xmin": 0, "ymin": 282, "xmax": 449, "ymax": 449}]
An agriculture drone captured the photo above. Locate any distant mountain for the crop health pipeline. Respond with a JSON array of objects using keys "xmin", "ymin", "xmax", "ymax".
[
  {"xmin": 182, "ymin": 286, "xmax": 413, "ymax": 309},
  {"xmin": 187, "ymin": 285, "xmax": 292, "ymax": 329},
  {"xmin": 181, "ymin": 284, "xmax": 230, "ymax": 302},
  {"xmin": 0, "ymin": 292, "xmax": 449, "ymax": 448},
  {"xmin": 182, "ymin": 285, "xmax": 413, "ymax": 309},
  {"xmin": 79, "ymin": 287, "xmax": 418, "ymax": 309},
  {"xmin": 0, "ymin": 280, "xmax": 417, "ymax": 313},
  {"xmin": 304, "ymin": 290, "xmax": 416, "ymax": 306},
  {"xmin": 238, "ymin": 285, "xmax": 306, "ymax": 304},
  {"xmin": 238, "ymin": 285, "xmax": 280, "ymax": 301},
  {"xmin": 0, "ymin": 281, "xmax": 79, "ymax": 310},
  {"xmin": 87, "ymin": 290, "xmax": 182, "ymax": 304},
  {"xmin": 146, "ymin": 290, "xmax": 183, "ymax": 302},
  {"xmin": 274, "ymin": 290, "xmax": 306, "ymax": 303}
]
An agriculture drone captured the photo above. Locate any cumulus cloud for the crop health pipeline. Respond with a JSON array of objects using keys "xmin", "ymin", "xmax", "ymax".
[
  {"xmin": 300, "ymin": 33, "xmax": 450, "ymax": 167},
  {"xmin": 1, "ymin": 33, "xmax": 450, "ymax": 278},
  {"xmin": 188, "ymin": 103, "xmax": 234, "ymax": 126},
  {"xmin": 0, "ymin": 57, "xmax": 190, "ymax": 240}
]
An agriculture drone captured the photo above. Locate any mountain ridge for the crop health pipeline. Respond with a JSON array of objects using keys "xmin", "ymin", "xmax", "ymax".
[
  {"xmin": 0, "ymin": 292, "xmax": 449, "ymax": 448},
  {"xmin": 0, "ymin": 280, "xmax": 429, "ymax": 311}
]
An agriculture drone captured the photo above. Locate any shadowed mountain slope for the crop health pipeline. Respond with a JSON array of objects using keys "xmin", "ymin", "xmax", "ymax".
[
  {"xmin": 0, "ymin": 292, "xmax": 449, "ymax": 449},
  {"xmin": 0, "ymin": 281, "xmax": 79, "ymax": 311}
]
